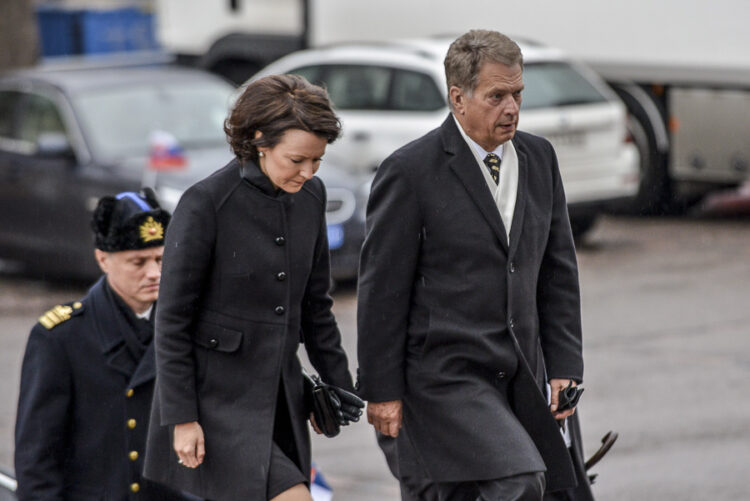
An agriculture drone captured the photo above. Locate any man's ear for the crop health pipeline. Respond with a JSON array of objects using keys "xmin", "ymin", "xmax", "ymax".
[
  {"xmin": 449, "ymin": 86, "xmax": 465, "ymax": 115},
  {"xmin": 94, "ymin": 249, "xmax": 109, "ymax": 274}
]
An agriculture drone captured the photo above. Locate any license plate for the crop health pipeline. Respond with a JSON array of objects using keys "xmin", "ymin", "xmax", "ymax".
[{"xmin": 327, "ymin": 224, "xmax": 344, "ymax": 250}]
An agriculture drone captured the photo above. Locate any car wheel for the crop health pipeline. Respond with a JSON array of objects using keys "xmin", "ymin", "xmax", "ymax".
[{"xmin": 570, "ymin": 213, "xmax": 598, "ymax": 240}]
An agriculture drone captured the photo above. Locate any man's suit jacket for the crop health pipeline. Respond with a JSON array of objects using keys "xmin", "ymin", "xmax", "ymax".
[{"xmin": 357, "ymin": 115, "xmax": 583, "ymax": 490}]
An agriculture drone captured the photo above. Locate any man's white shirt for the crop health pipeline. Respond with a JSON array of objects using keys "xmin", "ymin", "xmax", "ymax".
[{"xmin": 453, "ymin": 114, "xmax": 519, "ymax": 243}]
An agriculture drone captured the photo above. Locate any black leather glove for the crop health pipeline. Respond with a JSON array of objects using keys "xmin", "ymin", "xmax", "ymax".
[
  {"xmin": 557, "ymin": 381, "xmax": 584, "ymax": 412},
  {"xmin": 325, "ymin": 384, "xmax": 365, "ymax": 425}
]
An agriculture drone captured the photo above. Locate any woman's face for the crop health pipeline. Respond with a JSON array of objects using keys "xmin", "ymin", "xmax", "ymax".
[{"xmin": 256, "ymin": 129, "xmax": 328, "ymax": 193}]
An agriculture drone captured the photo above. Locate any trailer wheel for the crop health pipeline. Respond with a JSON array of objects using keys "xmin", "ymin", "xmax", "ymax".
[{"xmin": 614, "ymin": 86, "xmax": 672, "ymax": 214}]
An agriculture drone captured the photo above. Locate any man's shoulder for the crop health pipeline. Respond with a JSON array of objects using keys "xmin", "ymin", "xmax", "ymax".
[{"xmin": 34, "ymin": 298, "xmax": 87, "ymax": 336}]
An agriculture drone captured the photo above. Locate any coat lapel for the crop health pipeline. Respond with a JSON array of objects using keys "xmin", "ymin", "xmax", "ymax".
[
  {"xmin": 88, "ymin": 277, "xmax": 137, "ymax": 378},
  {"xmin": 129, "ymin": 341, "xmax": 156, "ymax": 389},
  {"xmin": 441, "ymin": 116, "xmax": 509, "ymax": 253},
  {"xmin": 507, "ymin": 137, "xmax": 529, "ymax": 260}
]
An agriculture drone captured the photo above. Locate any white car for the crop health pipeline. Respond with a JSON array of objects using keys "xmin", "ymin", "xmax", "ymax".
[{"xmin": 250, "ymin": 37, "xmax": 639, "ymax": 237}]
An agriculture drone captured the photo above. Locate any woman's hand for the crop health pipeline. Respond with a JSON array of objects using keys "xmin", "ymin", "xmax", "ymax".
[{"xmin": 173, "ymin": 421, "xmax": 205, "ymax": 468}]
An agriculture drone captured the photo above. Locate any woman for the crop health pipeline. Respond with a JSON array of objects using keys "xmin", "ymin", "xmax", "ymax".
[{"xmin": 143, "ymin": 74, "xmax": 358, "ymax": 501}]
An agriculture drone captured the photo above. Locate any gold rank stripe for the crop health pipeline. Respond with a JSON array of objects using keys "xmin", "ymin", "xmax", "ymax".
[{"xmin": 39, "ymin": 305, "xmax": 75, "ymax": 330}]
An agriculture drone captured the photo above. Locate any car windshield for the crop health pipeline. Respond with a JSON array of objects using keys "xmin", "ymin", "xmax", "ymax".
[
  {"xmin": 74, "ymin": 80, "xmax": 234, "ymax": 159},
  {"xmin": 521, "ymin": 62, "xmax": 608, "ymax": 110}
]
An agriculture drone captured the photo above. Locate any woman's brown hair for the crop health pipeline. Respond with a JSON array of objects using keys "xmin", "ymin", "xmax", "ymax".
[{"xmin": 224, "ymin": 74, "xmax": 341, "ymax": 163}]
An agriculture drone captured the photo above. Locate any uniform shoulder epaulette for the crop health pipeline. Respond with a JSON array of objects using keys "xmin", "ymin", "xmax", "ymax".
[{"xmin": 38, "ymin": 301, "xmax": 85, "ymax": 330}]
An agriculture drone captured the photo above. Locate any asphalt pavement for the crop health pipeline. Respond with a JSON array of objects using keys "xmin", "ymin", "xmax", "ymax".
[{"xmin": 1, "ymin": 214, "xmax": 749, "ymax": 500}]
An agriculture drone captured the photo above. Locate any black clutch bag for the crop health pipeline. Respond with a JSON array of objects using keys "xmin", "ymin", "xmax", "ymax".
[{"xmin": 302, "ymin": 370, "xmax": 340, "ymax": 438}]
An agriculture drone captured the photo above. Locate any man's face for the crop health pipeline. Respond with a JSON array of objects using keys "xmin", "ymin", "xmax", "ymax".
[
  {"xmin": 94, "ymin": 246, "xmax": 164, "ymax": 314},
  {"xmin": 450, "ymin": 61, "xmax": 524, "ymax": 151}
]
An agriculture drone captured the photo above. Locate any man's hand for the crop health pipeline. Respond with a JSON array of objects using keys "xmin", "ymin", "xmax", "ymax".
[
  {"xmin": 549, "ymin": 378, "xmax": 578, "ymax": 420},
  {"xmin": 173, "ymin": 421, "xmax": 205, "ymax": 468},
  {"xmin": 367, "ymin": 400, "xmax": 402, "ymax": 438}
]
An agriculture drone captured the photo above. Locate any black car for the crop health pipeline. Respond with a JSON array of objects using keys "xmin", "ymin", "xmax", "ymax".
[{"xmin": 0, "ymin": 64, "xmax": 364, "ymax": 281}]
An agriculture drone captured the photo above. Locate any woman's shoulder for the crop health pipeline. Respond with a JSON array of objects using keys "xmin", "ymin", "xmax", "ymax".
[{"xmin": 181, "ymin": 159, "xmax": 243, "ymax": 208}]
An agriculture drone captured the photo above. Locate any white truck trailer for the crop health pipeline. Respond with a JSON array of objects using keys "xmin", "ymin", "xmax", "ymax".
[{"xmin": 157, "ymin": 0, "xmax": 750, "ymax": 212}]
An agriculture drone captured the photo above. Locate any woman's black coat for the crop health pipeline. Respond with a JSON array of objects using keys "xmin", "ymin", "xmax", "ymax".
[{"xmin": 143, "ymin": 159, "xmax": 353, "ymax": 501}]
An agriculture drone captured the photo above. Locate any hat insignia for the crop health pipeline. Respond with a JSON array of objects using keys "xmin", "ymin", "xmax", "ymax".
[{"xmin": 139, "ymin": 216, "xmax": 164, "ymax": 243}]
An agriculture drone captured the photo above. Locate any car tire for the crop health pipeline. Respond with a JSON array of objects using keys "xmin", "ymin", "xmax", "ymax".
[
  {"xmin": 613, "ymin": 85, "xmax": 672, "ymax": 215},
  {"xmin": 570, "ymin": 213, "xmax": 598, "ymax": 240}
]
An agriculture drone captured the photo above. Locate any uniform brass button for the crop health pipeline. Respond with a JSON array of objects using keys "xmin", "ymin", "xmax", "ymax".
[
  {"xmin": 130, "ymin": 482, "xmax": 140, "ymax": 493},
  {"xmin": 73, "ymin": 302, "xmax": 83, "ymax": 309},
  {"xmin": 274, "ymin": 306, "xmax": 285, "ymax": 315},
  {"xmin": 275, "ymin": 236, "xmax": 286, "ymax": 246},
  {"xmin": 129, "ymin": 451, "xmax": 139, "ymax": 461},
  {"xmin": 276, "ymin": 272, "xmax": 287, "ymax": 281},
  {"xmin": 208, "ymin": 338, "xmax": 219, "ymax": 348},
  {"xmin": 127, "ymin": 419, "xmax": 137, "ymax": 429},
  {"xmin": 126, "ymin": 388, "xmax": 134, "ymax": 398}
]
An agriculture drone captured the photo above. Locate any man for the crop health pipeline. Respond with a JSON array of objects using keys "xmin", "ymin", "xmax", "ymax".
[
  {"xmin": 357, "ymin": 30, "xmax": 592, "ymax": 501},
  {"xmin": 15, "ymin": 190, "xmax": 189, "ymax": 500}
]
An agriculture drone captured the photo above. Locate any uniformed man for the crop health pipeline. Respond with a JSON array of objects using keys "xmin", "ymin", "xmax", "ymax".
[{"xmin": 14, "ymin": 190, "xmax": 190, "ymax": 501}]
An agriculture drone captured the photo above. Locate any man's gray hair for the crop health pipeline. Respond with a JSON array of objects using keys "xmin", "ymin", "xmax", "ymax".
[{"xmin": 444, "ymin": 30, "xmax": 523, "ymax": 105}]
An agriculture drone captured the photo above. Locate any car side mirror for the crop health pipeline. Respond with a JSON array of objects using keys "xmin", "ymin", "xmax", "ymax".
[{"xmin": 36, "ymin": 132, "xmax": 74, "ymax": 159}]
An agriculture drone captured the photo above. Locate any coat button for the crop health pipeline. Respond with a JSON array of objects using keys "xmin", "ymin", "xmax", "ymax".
[
  {"xmin": 496, "ymin": 371, "xmax": 507, "ymax": 381},
  {"xmin": 509, "ymin": 261, "xmax": 516, "ymax": 273},
  {"xmin": 129, "ymin": 451, "xmax": 139, "ymax": 461},
  {"xmin": 125, "ymin": 388, "xmax": 134, "ymax": 398},
  {"xmin": 275, "ymin": 306, "xmax": 285, "ymax": 315},
  {"xmin": 208, "ymin": 338, "xmax": 219, "ymax": 348},
  {"xmin": 509, "ymin": 318, "xmax": 515, "ymax": 328},
  {"xmin": 276, "ymin": 271, "xmax": 287, "ymax": 281},
  {"xmin": 127, "ymin": 419, "xmax": 137, "ymax": 429},
  {"xmin": 130, "ymin": 483, "xmax": 140, "ymax": 493},
  {"xmin": 275, "ymin": 236, "xmax": 286, "ymax": 246}
]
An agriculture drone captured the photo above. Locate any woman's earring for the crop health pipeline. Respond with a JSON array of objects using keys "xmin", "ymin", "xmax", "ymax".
[{"xmin": 258, "ymin": 151, "xmax": 264, "ymax": 158}]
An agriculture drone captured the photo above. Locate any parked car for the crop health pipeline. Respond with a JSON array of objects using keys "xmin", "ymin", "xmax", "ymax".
[
  {"xmin": 249, "ymin": 37, "xmax": 641, "ymax": 237},
  {"xmin": 0, "ymin": 64, "xmax": 363, "ymax": 281}
]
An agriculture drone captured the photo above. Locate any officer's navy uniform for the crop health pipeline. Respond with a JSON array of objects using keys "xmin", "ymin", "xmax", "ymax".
[
  {"xmin": 15, "ymin": 278, "xmax": 188, "ymax": 500},
  {"xmin": 14, "ymin": 190, "xmax": 188, "ymax": 501}
]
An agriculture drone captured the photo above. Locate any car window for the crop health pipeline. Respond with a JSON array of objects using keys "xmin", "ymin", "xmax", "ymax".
[
  {"xmin": 391, "ymin": 69, "xmax": 445, "ymax": 111},
  {"xmin": 521, "ymin": 62, "xmax": 608, "ymax": 110},
  {"xmin": 17, "ymin": 93, "xmax": 67, "ymax": 144},
  {"xmin": 73, "ymin": 81, "xmax": 232, "ymax": 161},
  {"xmin": 290, "ymin": 65, "xmax": 324, "ymax": 86},
  {"xmin": 323, "ymin": 65, "xmax": 392, "ymax": 110},
  {"xmin": 0, "ymin": 90, "xmax": 21, "ymax": 139}
]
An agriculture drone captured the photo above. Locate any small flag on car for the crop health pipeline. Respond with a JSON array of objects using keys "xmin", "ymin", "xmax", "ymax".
[
  {"xmin": 149, "ymin": 130, "xmax": 187, "ymax": 171},
  {"xmin": 310, "ymin": 463, "xmax": 333, "ymax": 501}
]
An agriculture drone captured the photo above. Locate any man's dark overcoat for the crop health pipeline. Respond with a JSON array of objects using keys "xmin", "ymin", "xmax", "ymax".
[
  {"xmin": 357, "ymin": 116, "xmax": 584, "ymax": 491},
  {"xmin": 143, "ymin": 159, "xmax": 353, "ymax": 501},
  {"xmin": 14, "ymin": 277, "xmax": 188, "ymax": 501}
]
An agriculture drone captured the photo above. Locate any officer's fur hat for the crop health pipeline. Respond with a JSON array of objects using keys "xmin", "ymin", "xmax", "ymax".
[{"xmin": 91, "ymin": 188, "xmax": 171, "ymax": 252}]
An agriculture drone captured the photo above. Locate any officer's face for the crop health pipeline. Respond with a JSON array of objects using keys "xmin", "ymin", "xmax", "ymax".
[
  {"xmin": 256, "ymin": 129, "xmax": 328, "ymax": 193},
  {"xmin": 450, "ymin": 61, "xmax": 524, "ymax": 151},
  {"xmin": 94, "ymin": 246, "xmax": 164, "ymax": 314}
]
